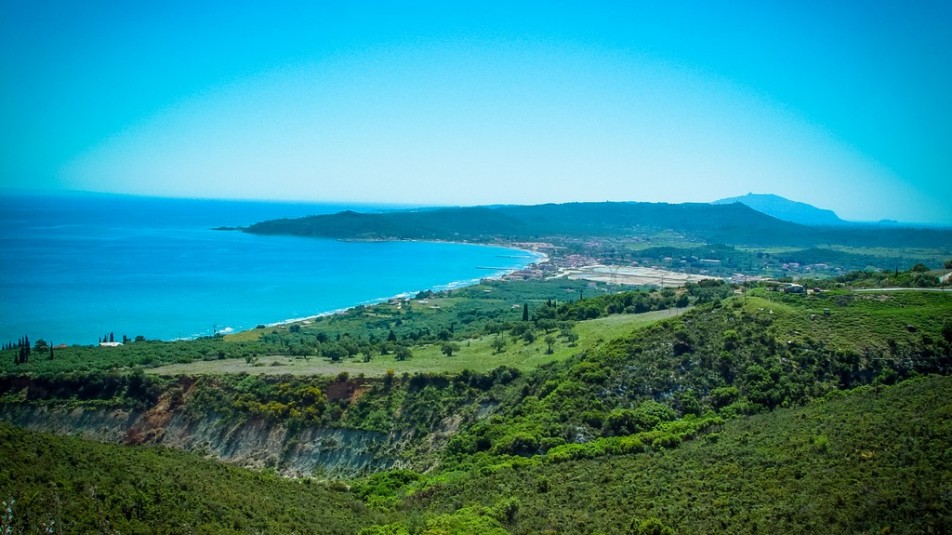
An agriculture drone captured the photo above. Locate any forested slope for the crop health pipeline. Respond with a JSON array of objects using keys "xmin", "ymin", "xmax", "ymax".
[
  {"xmin": 0, "ymin": 422, "xmax": 376, "ymax": 534},
  {"xmin": 244, "ymin": 200, "xmax": 952, "ymax": 248},
  {"xmin": 384, "ymin": 375, "xmax": 952, "ymax": 534},
  {"xmin": 4, "ymin": 375, "xmax": 948, "ymax": 534}
]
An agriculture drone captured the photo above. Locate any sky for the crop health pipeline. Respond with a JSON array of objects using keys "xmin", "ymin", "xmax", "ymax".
[{"xmin": 1, "ymin": 1, "xmax": 950, "ymax": 224}]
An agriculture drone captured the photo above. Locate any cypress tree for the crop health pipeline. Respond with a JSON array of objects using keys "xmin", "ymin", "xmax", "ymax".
[{"xmin": 522, "ymin": 303, "xmax": 529, "ymax": 322}]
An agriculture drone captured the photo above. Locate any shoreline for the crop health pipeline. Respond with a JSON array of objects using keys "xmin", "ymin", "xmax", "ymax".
[
  {"xmin": 230, "ymin": 245, "xmax": 548, "ymax": 336},
  {"xmin": 5, "ymin": 230, "xmax": 545, "ymax": 346}
]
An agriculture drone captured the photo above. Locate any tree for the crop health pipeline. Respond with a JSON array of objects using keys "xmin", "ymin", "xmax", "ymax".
[
  {"xmin": 563, "ymin": 331, "xmax": 579, "ymax": 346},
  {"xmin": 322, "ymin": 343, "xmax": 347, "ymax": 362},
  {"xmin": 17, "ymin": 336, "xmax": 30, "ymax": 364},
  {"xmin": 544, "ymin": 335, "xmax": 556, "ymax": 354},
  {"xmin": 676, "ymin": 293, "xmax": 690, "ymax": 308},
  {"xmin": 522, "ymin": 303, "xmax": 529, "ymax": 322},
  {"xmin": 395, "ymin": 346, "xmax": 412, "ymax": 361},
  {"xmin": 945, "ymin": 258, "xmax": 952, "ymax": 269},
  {"xmin": 441, "ymin": 342, "xmax": 461, "ymax": 357},
  {"xmin": 360, "ymin": 346, "xmax": 374, "ymax": 363},
  {"xmin": 387, "ymin": 329, "xmax": 397, "ymax": 342},
  {"xmin": 491, "ymin": 336, "xmax": 507, "ymax": 354},
  {"xmin": 634, "ymin": 517, "xmax": 675, "ymax": 535}
]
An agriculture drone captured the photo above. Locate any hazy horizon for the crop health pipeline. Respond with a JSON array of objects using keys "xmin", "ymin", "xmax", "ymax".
[{"xmin": 3, "ymin": 2, "xmax": 950, "ymax": 224}]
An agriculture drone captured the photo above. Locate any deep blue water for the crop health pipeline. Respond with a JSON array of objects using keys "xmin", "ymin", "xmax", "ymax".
[{"xmin": 0, "ymin": 193, "xmax": 538, "ymax": 345}]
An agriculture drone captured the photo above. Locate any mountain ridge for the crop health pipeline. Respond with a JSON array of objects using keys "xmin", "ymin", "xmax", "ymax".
[
  {"xmin": 244, "ymin": 200, "xmax": 952, "ymax": 249},
  {"xmin": 712, "ymin": 192, "xmax": 847, "ymax": 226}
]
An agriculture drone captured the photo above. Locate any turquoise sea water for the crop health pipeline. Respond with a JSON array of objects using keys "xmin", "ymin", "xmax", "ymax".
[{"xmin": 0, "ymin": 194, "xmax": 538, "ymax": 346}]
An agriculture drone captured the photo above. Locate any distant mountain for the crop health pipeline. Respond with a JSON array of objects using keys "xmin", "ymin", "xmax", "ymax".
[{"xmin": 712, "ymin": 193, "xmax": 847, "ymax": 226}]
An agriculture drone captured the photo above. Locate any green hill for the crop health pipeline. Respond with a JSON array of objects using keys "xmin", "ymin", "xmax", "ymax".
[
  {"xmin": 384, "ymin": 375, "xmax": 952, "ymax": 534},
  {"xmin": 0, "ymin": 422, "xmax": 376, "ymax": 533},
  {"xmin": 244, "ymin": 200, "xmax": 952, "ymax": 249},
  {"xmin": 3, "ymin": 375, "xmax": 948, "ymax": 534}
]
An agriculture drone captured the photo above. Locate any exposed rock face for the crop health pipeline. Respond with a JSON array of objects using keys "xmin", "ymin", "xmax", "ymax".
[{"xmin": 0, "ymin": 403, "xmax": 399, "ymax": 478}]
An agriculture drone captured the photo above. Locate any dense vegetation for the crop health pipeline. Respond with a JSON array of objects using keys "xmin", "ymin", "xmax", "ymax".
[
  {"xmin": 2, "ymin": 376, "xmax": 949, "ymax": 534},
  {"xmin": 0, "ymin": 422, "xmax": 375, "ymax": 534},
  {"xmin": 382, "ymin": 375, "xmax": 952, "ymax": 534},
  {"xmin": 430, "ymin": 289, "xmax": 951, "ymax": 473}
]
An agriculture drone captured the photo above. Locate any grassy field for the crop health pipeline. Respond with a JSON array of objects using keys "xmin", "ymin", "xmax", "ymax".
[{"xmin": 147, "ymin": 309, "xmax": 682, "ymax": 377}]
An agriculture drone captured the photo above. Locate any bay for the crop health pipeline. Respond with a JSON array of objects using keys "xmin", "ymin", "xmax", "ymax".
[{"xmin": 0, "ymin": 193, "xmax": 538, "ymax": 345}]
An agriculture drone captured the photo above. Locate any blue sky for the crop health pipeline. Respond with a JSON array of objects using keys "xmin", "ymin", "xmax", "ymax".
[{"xmin": 2, "ymin": 1, "xmax": 950, "ymax": 224}]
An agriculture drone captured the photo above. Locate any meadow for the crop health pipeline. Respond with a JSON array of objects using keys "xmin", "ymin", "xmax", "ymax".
[{"xmin": 147, "ymin": 309, "xmax": 682, "ymax": 377}]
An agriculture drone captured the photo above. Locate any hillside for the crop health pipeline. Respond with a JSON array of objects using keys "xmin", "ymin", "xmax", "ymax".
[
  {"xmin": 243, "ymin": 200, "xmax": 952, "ymax": 249},
  {"xmin": 387, "ymin": 375, "xmax": 952, "ymax": 534},
  {"xmin": 1, "ymin": 279, "xmax": 950, "ymax": 533},
  {"xmin": 2, "ymin": 376, "xmax": 949, "ymax": 534},
  {"xmin": 0, "ymin": 422, "xmax": 376, "ymax": 533},
  {"xmin": 243, "ymin": 202, "xmax": 793, "ymax": 244},
  {"xmin": 712, "ymin": 193, "xmax": 847, "ymax": 226}
]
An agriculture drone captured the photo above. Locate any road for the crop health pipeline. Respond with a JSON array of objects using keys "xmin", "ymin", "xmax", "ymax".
[{"xmin": 852, "ymin": 287, "xmax": 952, "ymax": 293}]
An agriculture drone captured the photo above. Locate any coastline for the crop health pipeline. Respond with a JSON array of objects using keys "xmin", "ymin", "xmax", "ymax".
[
  {"xmin": 1, "ymin": 193, "xmax": 549, "ymax": 346},
  {"xmin": 232, "ymin": 245, "xmax": 548, "ymax": 336}
]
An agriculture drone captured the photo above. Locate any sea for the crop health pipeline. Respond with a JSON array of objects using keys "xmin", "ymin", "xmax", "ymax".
[{"xmin": 0, "ymin": 193, "xmax": 540, "ymax": 346}]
